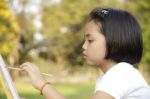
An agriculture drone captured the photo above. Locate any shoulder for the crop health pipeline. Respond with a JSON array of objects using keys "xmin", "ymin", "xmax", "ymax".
[
  {"xmin": 97, "ymin": 62, "xmax": 135, "ymax": 86},
  {"xmin": 95, "ymin": 62, "xmax": 149, "ymax": 99},
  {"xmin": 99, "ymin": 62, "xmax": 146, "ymax": 84}
]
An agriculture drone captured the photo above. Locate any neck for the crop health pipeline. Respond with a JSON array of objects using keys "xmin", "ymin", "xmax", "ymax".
[{"xmin": 99, "ymin": 59, "xmax": 117, "ymax": 73}]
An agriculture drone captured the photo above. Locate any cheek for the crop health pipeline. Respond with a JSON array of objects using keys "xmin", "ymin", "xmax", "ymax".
[
  {"xmin": 89, "ymin": 43, "xmax": 106, "ymax": 63},
  {"xmin": 94, "ymin": 46, "xmax": 106, "ymax": 59}
]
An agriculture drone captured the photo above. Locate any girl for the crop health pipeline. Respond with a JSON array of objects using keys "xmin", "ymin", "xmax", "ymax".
[{"xmin": 20, "ymin": 8, "xmax": 150, "ymax": 99}]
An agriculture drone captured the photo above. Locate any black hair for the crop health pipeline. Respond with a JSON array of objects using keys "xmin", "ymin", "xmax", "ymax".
[{"xmin": 88, "ymin": 8, "xmax": 143, "ymax": 65}]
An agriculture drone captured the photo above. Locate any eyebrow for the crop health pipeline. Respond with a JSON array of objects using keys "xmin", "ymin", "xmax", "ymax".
[{"xmin": 85, "ymin": 33, "xmax": 91, "ymax": 38}]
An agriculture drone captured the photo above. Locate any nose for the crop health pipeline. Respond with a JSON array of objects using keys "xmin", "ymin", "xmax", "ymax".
[{"xmin": 82, "ymin": 41, "xmax": 87, "ymax": 50}]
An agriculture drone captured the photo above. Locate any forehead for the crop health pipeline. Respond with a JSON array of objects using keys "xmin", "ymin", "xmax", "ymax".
[{"xmin": 84, "ymin": 20, "xmax": 102, "ymax": 37}]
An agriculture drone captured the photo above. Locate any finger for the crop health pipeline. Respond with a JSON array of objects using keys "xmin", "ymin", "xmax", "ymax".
[
  {"xmin": 19, "ymin": 62, "xmax": 42, "ymax": 77},
  {"xmin": 20, "ymin": 62, "xmax": 34, "ymax": 71},
  {"xmin": 28, "ymin": 62, "xmax": 40, "ymax": 71},
  {"xmin": 20, "ymin": 63, "xmax": 34, "ymax": 74},
  {"xmin": 20, "ymin": 65, "xmax": 31, "ymax": 73},
  {"xmin": 21, "ymin": 63, "xmax": 40, "ymax": 74},
  {"xmin": 26, "ymin": 62, "xmax": 41, "ymax": 73}
]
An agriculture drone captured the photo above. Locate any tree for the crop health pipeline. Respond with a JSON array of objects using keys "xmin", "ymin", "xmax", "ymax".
[
  {"xmin": 137, "ymin": 0, "xmax": 150, "ymax": 79},
  {"xmin": 0, "ymin": 0, "xmax": 20, "ymax": 67},
  {"xmin": 0, "ymin": 0, "xmax": 20, "ymax": 97}
]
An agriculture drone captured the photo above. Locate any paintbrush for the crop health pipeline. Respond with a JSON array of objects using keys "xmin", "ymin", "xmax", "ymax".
[{"xmin": 6, "ymin": 67, "xmax": 53, "ymax": 77}]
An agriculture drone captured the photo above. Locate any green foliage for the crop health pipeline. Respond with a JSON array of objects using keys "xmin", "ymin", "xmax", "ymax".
[
  {"xmin": 0, "ymin": 0, "xmax": 20, "ymax": 62},
  {"xmin": 41, "ymin": 0, "xmax": 107, "ymax": 66},
  {"xmin": 0, "ymin": 1, "xmax": 14, "ymax": 53},
  {"xmin": 1, "ymin": 0, "xmax": 150, "ymax": 75},
  {"xmin": 138, "ymin": 0, "xmax": 150, "ymax": 64}
]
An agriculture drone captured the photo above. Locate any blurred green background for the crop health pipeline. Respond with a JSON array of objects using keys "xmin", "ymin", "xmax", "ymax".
[{"xmin": 0, "ymin": 0, "xmax": 150, "ymax": 99}]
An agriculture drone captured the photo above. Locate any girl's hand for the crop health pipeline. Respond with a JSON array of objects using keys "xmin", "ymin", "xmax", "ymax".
[{"xmin": 20, "ymin": 62, "xmax": 46, "ymax": 90}]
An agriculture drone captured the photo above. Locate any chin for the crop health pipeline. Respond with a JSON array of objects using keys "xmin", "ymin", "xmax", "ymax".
[
  {"xmin": 86, "ymin": 60, "xmax": 96, "ymax": 66},
  {"xmin": 85, "ymin": 59, "xmax": 102, "ymax": 67}
]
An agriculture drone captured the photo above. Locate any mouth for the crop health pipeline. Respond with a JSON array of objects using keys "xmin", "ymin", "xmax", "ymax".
[{"xmin": 82, "ymin": 53, "xmax": 87, "ymax": 59}]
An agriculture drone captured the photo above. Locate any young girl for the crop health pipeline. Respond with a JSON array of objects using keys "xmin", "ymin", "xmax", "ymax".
[{"xmin": 20, "ymin": 8, "xmax": 150, "ymax": 99}]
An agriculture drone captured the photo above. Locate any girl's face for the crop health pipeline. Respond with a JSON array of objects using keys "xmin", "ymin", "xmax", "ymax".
[{"xmin": 82, "ymin": 20, "xmax": 107, "ymax": 66}]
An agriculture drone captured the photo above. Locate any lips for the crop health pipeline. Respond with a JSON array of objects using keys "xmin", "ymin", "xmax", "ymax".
[
  {"xmin": 83, "ymin": 56, "xmax": 87, "ymax": 59},
  {"xmin": 82, "ymin": 52, "xmax": 87, "ymax": 58}
]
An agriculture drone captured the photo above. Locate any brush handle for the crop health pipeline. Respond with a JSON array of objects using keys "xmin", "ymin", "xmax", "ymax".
[{"xmin": 6, "ymin": 67, "xmax": 53, "ymax": 77}]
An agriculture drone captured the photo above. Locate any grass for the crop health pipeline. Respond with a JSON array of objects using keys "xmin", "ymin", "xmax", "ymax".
[
  {"xmin": 0, "ymin": 80, "xmax": 95, "ymax": 99},
  {"xmin": 1, "ymin": 77, "xmax": 149, "ymax": 99}
]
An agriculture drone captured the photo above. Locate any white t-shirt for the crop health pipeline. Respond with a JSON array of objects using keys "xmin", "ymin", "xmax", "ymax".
[{"xmin": 95, "ymin": 62, "xmax": 150, "ymax": 99}]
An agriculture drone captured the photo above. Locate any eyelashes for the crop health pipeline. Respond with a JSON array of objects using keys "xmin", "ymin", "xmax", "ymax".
[
  {"xmin": 83, "ymin": 39, "xmax": 94, "ymax": 44},
  {"xmin": 88, "ymin": 39, "xmax": 94, "ymax": 43}
]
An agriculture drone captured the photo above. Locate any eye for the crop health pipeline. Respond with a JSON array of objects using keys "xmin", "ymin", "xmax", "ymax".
[{"xmin": 88, "ymin": 39, "xmax": 94, "ymax": 43}]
